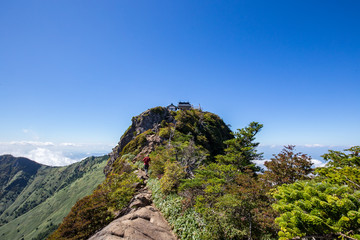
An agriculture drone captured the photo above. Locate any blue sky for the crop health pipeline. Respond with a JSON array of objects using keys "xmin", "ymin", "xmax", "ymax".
[{"xmin": 1, "ymin": 1, "xmax": 359, "ymax": 165}]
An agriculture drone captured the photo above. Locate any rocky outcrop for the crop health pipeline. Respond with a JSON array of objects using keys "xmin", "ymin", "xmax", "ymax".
[
  {"xmin": 88, "ymin": 171, "xmax": 177, "ymax": 240},
  {"xmin": 104, "ymin": 107, "xmax": 175, "ymax": 175}
]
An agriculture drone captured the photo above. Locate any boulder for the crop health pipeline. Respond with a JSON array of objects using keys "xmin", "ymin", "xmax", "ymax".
[{"xmin": 88, "ymin": 187, "xmax": 177, "ymax": 240}]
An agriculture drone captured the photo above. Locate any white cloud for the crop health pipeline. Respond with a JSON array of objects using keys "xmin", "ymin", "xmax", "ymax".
[
  {"xmin": 304, "ymin": 144, "xmax": 325, "ymax": 148},
  {"xmin": 0, "ymin": 141, "xmax": 111, "ymax": 166},
  {"xmin": 26, "ymin": 148, "xmax": 76, "ymax": 166},
  {"xmin": 311, "ymin": 159, "xmax": 326, "ymax": 168},
  {"xmin": 259, "ymin": 144, "xmax": 281, "ymax": 148},
  {"xmin": 60, "ymin": 142, "xmax": 79, "ymax": 147},
  {"xmin": 254, "ymin": 158, "xmax": 326, "ymax": 170},
  {"xmin": 253, "ymin": 159, "xmax": 270, "ymax": 170},
  {"xmin": 8, "ymin": 141, "xmax": 54, "ymax": 146}
]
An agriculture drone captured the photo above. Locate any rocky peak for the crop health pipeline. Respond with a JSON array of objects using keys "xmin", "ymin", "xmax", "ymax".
[{"xmin": 104, "ymin": 107, "xmax": 175, "ymax": 175}]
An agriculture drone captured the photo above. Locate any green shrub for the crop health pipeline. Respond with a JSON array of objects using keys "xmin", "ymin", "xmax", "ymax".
[
  {"xmin": 150, "ymin": 106, "xmax": 166, "ymax": 114},
  {"xmin": 148, "ymin": 179, "xmax": 205, "ymax": 239},
  {"xmin": 159, "ymin": 127, "xmax": 171, "ymax": 139},
  {"xmin": 161, "ymin": 120, "xmax": 168, "ymax": 127},
  {"xmin": 160, "ymin": 161, "xmax": 186, "ymax": 194},
  {"xmin": 48, "ymin": 192, "xmax": 113, "ymax": 240},
  {"xmin": 133, "ymin": 160, "xmax": 144, "ymax": 170},
  {"xmin": 149, "ymin": 146, "xmax": 176, "ymax": 178},
  {"xmin": 272, "ymin": 181, "xmax": 360, "ymax": 240},
  {"xmin": 105, "ymin": 172, "xmax": 138, "ymax": 210},
  {"xmin": 112, "ymin": 157, "xmax": 134, "ymax": 175},
  {"xmin": 121, "ymin": 153, "xmax": 135, "ymax": 163},
  {"xmin": 173, "ymin": 109, "xmax": 233, "ymax": 160},
  {"xmin": 121, "ymin": 133, "xmax": 148, "ymax": 156}
]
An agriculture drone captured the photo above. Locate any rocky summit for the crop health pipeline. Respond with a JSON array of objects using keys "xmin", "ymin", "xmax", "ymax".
[{"xmin": 105, "ymin": 107, "xmax": 175, "ymax": 175}]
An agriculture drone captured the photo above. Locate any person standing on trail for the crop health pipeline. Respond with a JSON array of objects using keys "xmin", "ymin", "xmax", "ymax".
[{"xmin": 142, "ymin": 156, "xmax": 151, "ymax": 175}]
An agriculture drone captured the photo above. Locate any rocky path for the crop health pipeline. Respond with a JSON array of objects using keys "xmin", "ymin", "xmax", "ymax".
[{"xmin": 88, "ymin": 170, "xmax": 177, "ymax": 240}]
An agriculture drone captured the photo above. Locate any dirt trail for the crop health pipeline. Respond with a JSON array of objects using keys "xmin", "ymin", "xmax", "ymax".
[{"xmin": 88, "ymin": 170, "xmax": 177, "ymax": 240}]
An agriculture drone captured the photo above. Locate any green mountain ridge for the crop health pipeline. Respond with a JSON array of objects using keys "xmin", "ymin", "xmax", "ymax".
[
  {"xmin": 3, "ymin": 106, "xmax": 357, "ymax": 240},
  {"xmin": 49, "ymin": 107, "xmax": 236, "ymax": 239},
  {"xmin": 0, "ymin": 155, "xmax": 42, "ymax": 216},
  {"xmin": 0, "ymin": 155, "xmax": 108, "ymax": 240}
]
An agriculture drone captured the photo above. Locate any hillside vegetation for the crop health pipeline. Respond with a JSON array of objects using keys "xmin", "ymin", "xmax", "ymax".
[
  {"xmin": 49, "ymin": 107, "xmax": 360, "ymax": 240},
  {"xmin": 0, "ymin": 155, "xmax": 108, "ymax": 240},
  {"xmin": 0, "ymin": 155, "xmax": 42, "ymax": 217},
  {"xmin": 49, "ymin": 107, "xmax": 233, "ymax": 239}
]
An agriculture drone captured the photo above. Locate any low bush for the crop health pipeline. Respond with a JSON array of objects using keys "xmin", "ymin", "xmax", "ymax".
[
  {"xmin": 159, "ymin": 127, "xmax": 171, "ymax": 139},
  {"xmin": 149, "ymin": 146, "xmax": 176, "ymax": 178},
  {"xmin": 160, "ymin": 161, "xmax": 186, "ymax": 194},
  {"xmin": 147, "ymin": 179, "xmax": 205, "ymax": 240}
]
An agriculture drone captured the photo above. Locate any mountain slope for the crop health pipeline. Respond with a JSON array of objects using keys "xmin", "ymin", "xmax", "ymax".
[
  {"xmin": 0, "ymin": 155, "xmax": 42, "ymax": 216},
  {"xmin": 0, "ymin": 155, "xmax": 108, "ymax": 240},
  {"xmin": 49, "ymin": 107, "xmax": 234, "ymax": 239}
]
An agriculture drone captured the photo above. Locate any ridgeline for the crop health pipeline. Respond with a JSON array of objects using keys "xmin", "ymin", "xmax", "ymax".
[
  {"xmin": 0, "ymin": 155, "xmax": 108, "ymax": 240},
  {"xmin": 11, "ymin": 106, "xmax": 358, "ymax": 240},
  {"xmin": 49, "ymin": 106, "xmax": 235, "ymax": 239}
]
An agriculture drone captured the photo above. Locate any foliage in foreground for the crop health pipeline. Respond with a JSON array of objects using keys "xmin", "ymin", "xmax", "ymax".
[
  {"xmin": 151, "ymin": 121, "xmax": 279, "ymax": 239},
  {"xmin": 180, "ymin": 163, "xmax": 278, "ymax": 240},
  {"xmin": 272, "ymin": 146, "xmax": 360, "ymax": 240},
  {"xmin": 316, "ymin": 146, "xmax": 360, "ymax": 190},
  {"xmin": 148, "ymin": 178, "xmax": 205, "ymax": 240},
  {"xmin": 272, "ymin": 181, "xmax": 360, "ymax": 240}
]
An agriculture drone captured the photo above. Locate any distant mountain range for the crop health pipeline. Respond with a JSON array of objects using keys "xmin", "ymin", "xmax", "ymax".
[{"xmin": 0, "ymin": 154, "xmax": 108, "ymax": 240}]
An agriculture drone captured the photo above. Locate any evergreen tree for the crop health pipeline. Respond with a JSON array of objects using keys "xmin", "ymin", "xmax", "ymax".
[
  {"xmin": 216, "ymin": 121, "xmax": 263, "ymax": 172},
  {"xmin": 272, "ymin": 146, "xmax": 360, "ymax": 240},
  {"xmin": 272, "ymin": 181, "xmax": 360, "ymax": 240},
  {"xmin": 316, "ymin": 146, "xmax": 360, "ymax": 190}
]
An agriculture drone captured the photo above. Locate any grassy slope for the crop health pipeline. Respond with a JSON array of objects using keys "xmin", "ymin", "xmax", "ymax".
[
  {"xmin": 0, "ymin": 155, "xmax": 42, "ymax": 217},
  {"xmin": 0, "ymin": 156, "xmax": 107, "ymax": 240}
]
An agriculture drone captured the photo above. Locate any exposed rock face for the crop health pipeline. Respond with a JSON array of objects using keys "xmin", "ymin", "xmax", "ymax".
[
  {"xmin": 133, "ymin": 134, "xmax": 163, "ymax": 162},
  {"xmin": 88, "ymin": 171, "xmax": 177, "ymax": 240},
  {"xmin": 104, "ymin": 107, "xmax": 175, "ymax": 175}
]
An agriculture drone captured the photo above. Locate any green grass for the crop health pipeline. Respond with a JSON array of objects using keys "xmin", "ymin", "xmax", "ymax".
[
  {"xmin": 147, "ymin": 178, "xmax": 205, "ymax": 240},
  {"xmin": 0, "ymin": 156, "xmax": 107, "ymax": 240}
]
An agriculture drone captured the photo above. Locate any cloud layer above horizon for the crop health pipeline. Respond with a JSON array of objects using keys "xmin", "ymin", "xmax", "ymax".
[{"xmin": 0, "ymin": 141, "xmax": 112, "ymax": 166}]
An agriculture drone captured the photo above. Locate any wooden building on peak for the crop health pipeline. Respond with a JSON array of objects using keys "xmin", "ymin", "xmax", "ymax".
[
  {"xmin": 167, "ymin": 102, "xmax": 193, "ymax": 111},
  {"xmin": 167, "ymin": 103, "xmax": 177, "ymax": 111},
  {"xmin": 177, "ymin": 102, "xmax": 192, "ymax": 110}
]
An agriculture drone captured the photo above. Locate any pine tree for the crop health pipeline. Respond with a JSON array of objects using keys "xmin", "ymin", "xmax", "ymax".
[{"xmin": 216, "ymin": 121, "xmax": 263, "ymax": 172}]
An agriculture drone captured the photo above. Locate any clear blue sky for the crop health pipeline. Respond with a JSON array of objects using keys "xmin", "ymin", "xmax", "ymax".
[{"xmin": 1, "ymin": 1, "xmax": 359, "ymax": 165}]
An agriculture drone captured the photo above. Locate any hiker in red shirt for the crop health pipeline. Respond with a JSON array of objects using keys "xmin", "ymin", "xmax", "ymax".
[{"xmin": 142, "ymin": 156, "xmax": 151, "ymax": 175}]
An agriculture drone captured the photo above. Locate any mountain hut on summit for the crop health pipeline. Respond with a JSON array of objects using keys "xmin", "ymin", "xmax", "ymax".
[
  {"xmin": 167, "ymin": 102, "xmax": 193, "ymax": 111},
  {"xmin": 178, "ymin": 101, "xmax": 192, "ymax": 110},
  {"xmin": 167, "ymin": 103, "xmax": 177, "ymax": 111}
]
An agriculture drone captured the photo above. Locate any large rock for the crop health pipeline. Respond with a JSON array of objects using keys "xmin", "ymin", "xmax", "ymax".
[{"xmin": 88, "ymin": 185, "xmax": 177, "ymax": 240}]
